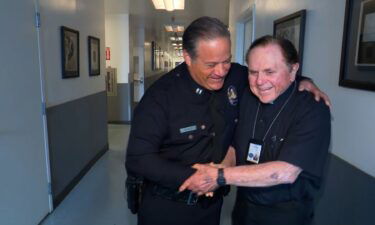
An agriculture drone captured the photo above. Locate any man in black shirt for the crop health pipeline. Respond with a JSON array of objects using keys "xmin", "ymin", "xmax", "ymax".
[
  {"xmin": 126, "ymin": 17, "xmax": 329, "ymax": 225},
  {"xmin": 180, "ymin": 36, "xmax": 331, "ymax": 225}
]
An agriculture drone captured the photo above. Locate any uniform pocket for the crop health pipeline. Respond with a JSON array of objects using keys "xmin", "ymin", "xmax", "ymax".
[{"xmin": 168, "ymin": 122, "xmax": 213, "ymax": 144}]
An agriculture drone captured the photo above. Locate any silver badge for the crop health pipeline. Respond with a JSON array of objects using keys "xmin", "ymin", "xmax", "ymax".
[{"xmin": 227, "ymin": 85, "xmax": 238, "ymax": 106}]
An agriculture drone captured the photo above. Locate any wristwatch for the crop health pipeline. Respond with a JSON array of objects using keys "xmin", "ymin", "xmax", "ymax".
[{"xmin": 216, "ymin": 168, "xmax": 226, "ymax": 186}]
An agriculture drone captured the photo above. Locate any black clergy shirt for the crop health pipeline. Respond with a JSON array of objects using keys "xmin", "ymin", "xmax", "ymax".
[
  {"xmin": 126, "ymin": 62, "xmax": 248, "ymax": 190},
  {"xmin": 233, "ymin": 81, "xmax": 331, "ymax": 205}
]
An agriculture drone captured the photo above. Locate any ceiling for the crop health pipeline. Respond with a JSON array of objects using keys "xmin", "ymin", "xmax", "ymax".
[{"xmin": 129, "ymin": 0, "xmax": 230, "ymax": 53}]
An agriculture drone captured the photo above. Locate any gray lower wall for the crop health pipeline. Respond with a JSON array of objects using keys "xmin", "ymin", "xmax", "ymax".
[
  {"xmin": 47, "ymin": 91, "xmax": 108, "ymax": 206},
  {"xmin": 107, "ymin": 83, "xmax": 131, "ymax": 123},
  {"xmin": 313, "ymin": 154, "xmax": 375, "ymax": 225}
]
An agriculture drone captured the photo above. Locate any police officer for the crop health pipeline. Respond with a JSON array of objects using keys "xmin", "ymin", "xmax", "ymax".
[
  {"xmin": 180, "ymin": 36, "xmax": 331, "ymax": 225},
  {"xmin": 126, "ymin": 17, "xmax": 328, "ymax": 225}
]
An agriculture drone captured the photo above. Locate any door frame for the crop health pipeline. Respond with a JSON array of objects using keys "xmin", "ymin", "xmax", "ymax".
[{"xmin": 235, "ymin": 4, "xmax": 256, "ymax": 65}]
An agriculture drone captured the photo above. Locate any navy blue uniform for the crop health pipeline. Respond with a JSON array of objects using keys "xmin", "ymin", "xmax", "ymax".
[
  {"xmin": 232, "ymin": 82, "xmax": 331, "ymax": 225},
  {"xmin": 126, "ymin": 62, "xmax": 248, "ymax": 225}
]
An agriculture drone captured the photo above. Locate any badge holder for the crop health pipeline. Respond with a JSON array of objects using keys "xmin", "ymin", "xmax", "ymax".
[{"xmin": 247, "ymin": 138, "xmax": 263, "ymax": 164}]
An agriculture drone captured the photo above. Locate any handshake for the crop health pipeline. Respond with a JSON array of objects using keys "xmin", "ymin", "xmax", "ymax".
[{"xmin": 178, "ymin": 163, "xmax": 226, "ymax": 196}]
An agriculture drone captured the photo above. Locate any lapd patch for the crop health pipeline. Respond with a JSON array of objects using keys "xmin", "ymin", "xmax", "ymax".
[{"xmin": 227, "ymin": 85, "xmax": 238, "ymax": 106}]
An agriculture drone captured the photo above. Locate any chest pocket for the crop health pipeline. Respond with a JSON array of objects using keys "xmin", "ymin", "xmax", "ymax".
[
  {"xmin": 262, "ymin": 134, "xmax": 286, "ymax": 161},
  {"xmin": 169, "ymin": 122, "xmax": 213, "ymax": 145}
]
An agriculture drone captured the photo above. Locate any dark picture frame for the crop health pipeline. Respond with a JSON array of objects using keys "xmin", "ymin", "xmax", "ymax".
[
  {"xmin": 273, "ymin": 10, "xmax": 306, "ymax": 75},
  {"xmin": 151, "ymin": 41, "xmax": 156, "ymax": 71},
  {"xmin": 88, "ymin": 36, "xmax": 100, "ymax": 76},
  {"xmin": 61, "ymin": 26, "xmax": 79, "ymax": 78},
  {"xmin": 340, "ymin": 0, "xmax": 375, "ymax": 91}
]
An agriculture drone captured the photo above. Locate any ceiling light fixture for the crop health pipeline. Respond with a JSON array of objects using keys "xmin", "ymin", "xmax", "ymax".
[
  {"xmin": 176, "ymin": 26, "xmax": 184, "ymax": 32},
  {"xmin": 151, "ymin": 0, "xmax": 185, "ymax": 11},
  {"xmin": 165, "ymin": 25, "xmax": 184, "ymax": 32},
  {"xmin": 165, "ymin": 25, "xmax": 173, "ymax": 32}
]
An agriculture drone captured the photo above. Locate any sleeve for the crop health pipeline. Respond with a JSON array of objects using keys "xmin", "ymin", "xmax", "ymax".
[
  {"xmin": 232, "ymin": 89, "xmax": 252, "ymax": 161},
  {"xmin": 278, "ymin": 97, "xmax": 331, "ymax": 178},
  {"xmin": 125, "ymin": 92, "xmax": 195, "ymax": 189}
]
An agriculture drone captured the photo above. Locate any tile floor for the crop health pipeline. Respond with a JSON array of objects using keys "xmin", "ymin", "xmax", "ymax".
[{"xmin": 41, "ymin": 124, "xmax": 236, "ymax": 225}]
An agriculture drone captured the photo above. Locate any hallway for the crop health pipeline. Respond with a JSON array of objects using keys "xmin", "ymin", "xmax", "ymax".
[
  {"xmin": 41, "ymin": 124, "xmax": 236, "ymax": 225},
  {"xmin": 41, "ymin": 125, "xmax": 136, "ymax": 225}
]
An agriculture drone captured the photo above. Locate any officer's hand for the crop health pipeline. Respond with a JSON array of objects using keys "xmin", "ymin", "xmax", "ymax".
[
  {"xmin": 209, "ymin": 162, "xmax": 226, "ymax": 168},
  {"xmin": 299, "ymin": 79, "xmax": 331, "ymax": 108},
  {"xmin": 178, "ymin": 164, "xmax": 218, "ymax": 195}
]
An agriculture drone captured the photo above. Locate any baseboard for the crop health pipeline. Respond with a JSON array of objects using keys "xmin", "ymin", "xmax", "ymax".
[{"xmin": 52, "ymin": 143, "xmax": 109, "ymax": 207}]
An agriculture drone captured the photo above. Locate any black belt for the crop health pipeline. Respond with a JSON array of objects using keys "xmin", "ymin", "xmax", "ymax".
[{"xmin": 149, "ymin": 183, "xmax": 230, "ymax": 207}]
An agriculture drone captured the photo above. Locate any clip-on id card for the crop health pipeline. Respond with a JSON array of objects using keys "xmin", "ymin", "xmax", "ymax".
[{"xmin": 247, "ymin": 139, "xmax": 263, "ymax": 164}]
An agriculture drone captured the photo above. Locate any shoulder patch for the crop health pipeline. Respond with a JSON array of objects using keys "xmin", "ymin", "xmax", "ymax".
[{"xmin": 227, "ymin": 85, "xmax": 238, "ymax": 106}]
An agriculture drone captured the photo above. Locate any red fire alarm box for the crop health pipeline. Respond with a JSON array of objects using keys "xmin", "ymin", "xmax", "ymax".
[{"xmin": 106, "ymin": 47, "xmax": 110, "ymax": 60}]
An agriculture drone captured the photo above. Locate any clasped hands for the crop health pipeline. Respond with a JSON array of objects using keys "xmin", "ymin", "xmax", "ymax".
[{"xmin": 179, "ymin": 163, "xmax": 224, "ymax": 196}]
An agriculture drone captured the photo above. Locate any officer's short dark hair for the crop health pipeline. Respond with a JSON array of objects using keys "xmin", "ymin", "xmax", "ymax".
[
  {"xmin": 246, "ymin": 35, "xmax": 299, "ymax": 69},
  {"xmin": 183, "ymin": 16, "xmax": 230, "ymax": 60}
]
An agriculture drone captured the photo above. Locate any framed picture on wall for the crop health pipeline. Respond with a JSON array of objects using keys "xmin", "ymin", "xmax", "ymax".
[
  {"xmin": 339, "ymin": 0, "xmax": 375, "ymax": 91},
  {"xmin": 88, "ymin": 36, "xmax": 100, "ymax": 76},
  {"xmin": 273, "ymin": 10, "xmax": 306, "ymax": 75},
  {"xmin": 61, "ymin": 26, "xmax": 80, "ymax": 78},
  {"xmin": 151, "ymin": 41, "xmax": 156, "ymax": 71}
]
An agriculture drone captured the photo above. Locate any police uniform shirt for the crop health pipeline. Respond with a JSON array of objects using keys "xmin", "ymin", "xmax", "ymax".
[
  {"xmin": 233, "ymin": 81, "xmax": 331, "ymax": 205},
  {"xmin": 126, "ymin": 62, "xmax": 248, "ymax": 190}
]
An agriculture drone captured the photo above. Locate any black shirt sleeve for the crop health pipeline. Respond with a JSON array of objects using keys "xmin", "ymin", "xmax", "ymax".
[
  {"xmin": 278, "ymin": 94, "xmax": 331, "ymax": 178},
  {"xmin": 125, "ymin": 91, "xmax": 196, "ymax": 189}
]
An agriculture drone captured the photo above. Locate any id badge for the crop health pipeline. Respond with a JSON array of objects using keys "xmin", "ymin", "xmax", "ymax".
[{"xmin": 247, "ymin": 139, "xmax": 263, "ymax": 164}]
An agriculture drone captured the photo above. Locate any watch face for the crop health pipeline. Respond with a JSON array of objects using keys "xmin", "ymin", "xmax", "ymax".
[{"xmin": 217, "ymin": 168, "xmax": 226, "ymax": 186}]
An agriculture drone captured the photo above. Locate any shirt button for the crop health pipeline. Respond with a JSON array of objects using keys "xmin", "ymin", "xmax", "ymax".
[
  {"xmin": 201, "ymin": 125, "xmax": 206, "ymax": 130},
  {"xmin": 211, "ymin": 132, "xmax": 216, "ymax": 137},
  {"xmin": 188, "ymin": 134, "xmax": 194, "ymax": 140},
  {"xmin": 234, "ymin": 118, "xmax": 238, "ymax": 123},
  {"xmin": 259, "ymin": 119, "xmax": 264, "ymax": 123},
  {"xmin": 176, "ymin": 73, "xmax": 180, "ymax": 77}
]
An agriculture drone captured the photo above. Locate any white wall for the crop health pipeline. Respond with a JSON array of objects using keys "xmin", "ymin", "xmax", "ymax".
[
  {"xmin": 229, "ymin": 0, "xmax": 375, "ymax": 177},
  {"xmin": 105, "ymin": 0, "xmax": 129, "ymax": 14},
  {"xmin": 40, "ymin": 0, "xmax": 106, "ymax": 107},
  {"xmin": 105, "ymin": 14, "xmax": 130, "ymax": 83},
  {"xmin": 0, "ymin": 1, "xmax": 50, "ymax": 224}
]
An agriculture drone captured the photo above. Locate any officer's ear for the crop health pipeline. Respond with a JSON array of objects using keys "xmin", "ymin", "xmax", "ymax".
[{"xmin": 183, "ymin": 50, "xmax": 192, "ymax": 67}]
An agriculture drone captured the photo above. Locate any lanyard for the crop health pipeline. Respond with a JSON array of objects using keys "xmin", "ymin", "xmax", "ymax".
[{"xmin": 251, "ymin": 82, "xmax": 296, "ymax": 141}]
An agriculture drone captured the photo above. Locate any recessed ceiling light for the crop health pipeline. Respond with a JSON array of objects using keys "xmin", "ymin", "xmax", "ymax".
[
  {"xmin": 151, "ymin": 0, "xmax": 185, "ymax": 11},
  {"xmin": 176, "ymin": 26, "xmax": 184, "ymax": 32},
  {"xmin": 165, "ymin": 25, "xmax": 184, "ymax": 32},
  {"xmin": 165, "ymin": 25, "xmax": 173, "ymax": 32}
]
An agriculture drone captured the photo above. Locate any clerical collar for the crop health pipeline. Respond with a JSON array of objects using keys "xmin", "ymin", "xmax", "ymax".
[{"xmin": 263, "ymin": 81, "xmax": 297, "ymax": 106}]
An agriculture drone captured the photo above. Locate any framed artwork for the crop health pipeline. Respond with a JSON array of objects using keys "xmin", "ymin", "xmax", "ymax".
[
  {"xmin": 61, "ymin": 26, "xmax": 79, "ymax": 78},
  {"xmin": 106, "ymin": 67, "xmax": 117, "ymax": 96},
  {"xmin": 151, "ymin": 41, "xmax": 156, "ymax": 71},
  {"xmin": 339, "ymin": 0, "xmax": 375, "ymax": 91},
  {"xmin": 273, "ymin": 10, "xmax": 306, "ymax": 75},
  {"xmin": 88, "ymin": 36, "xmax": 100, "ymax": 76}
]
